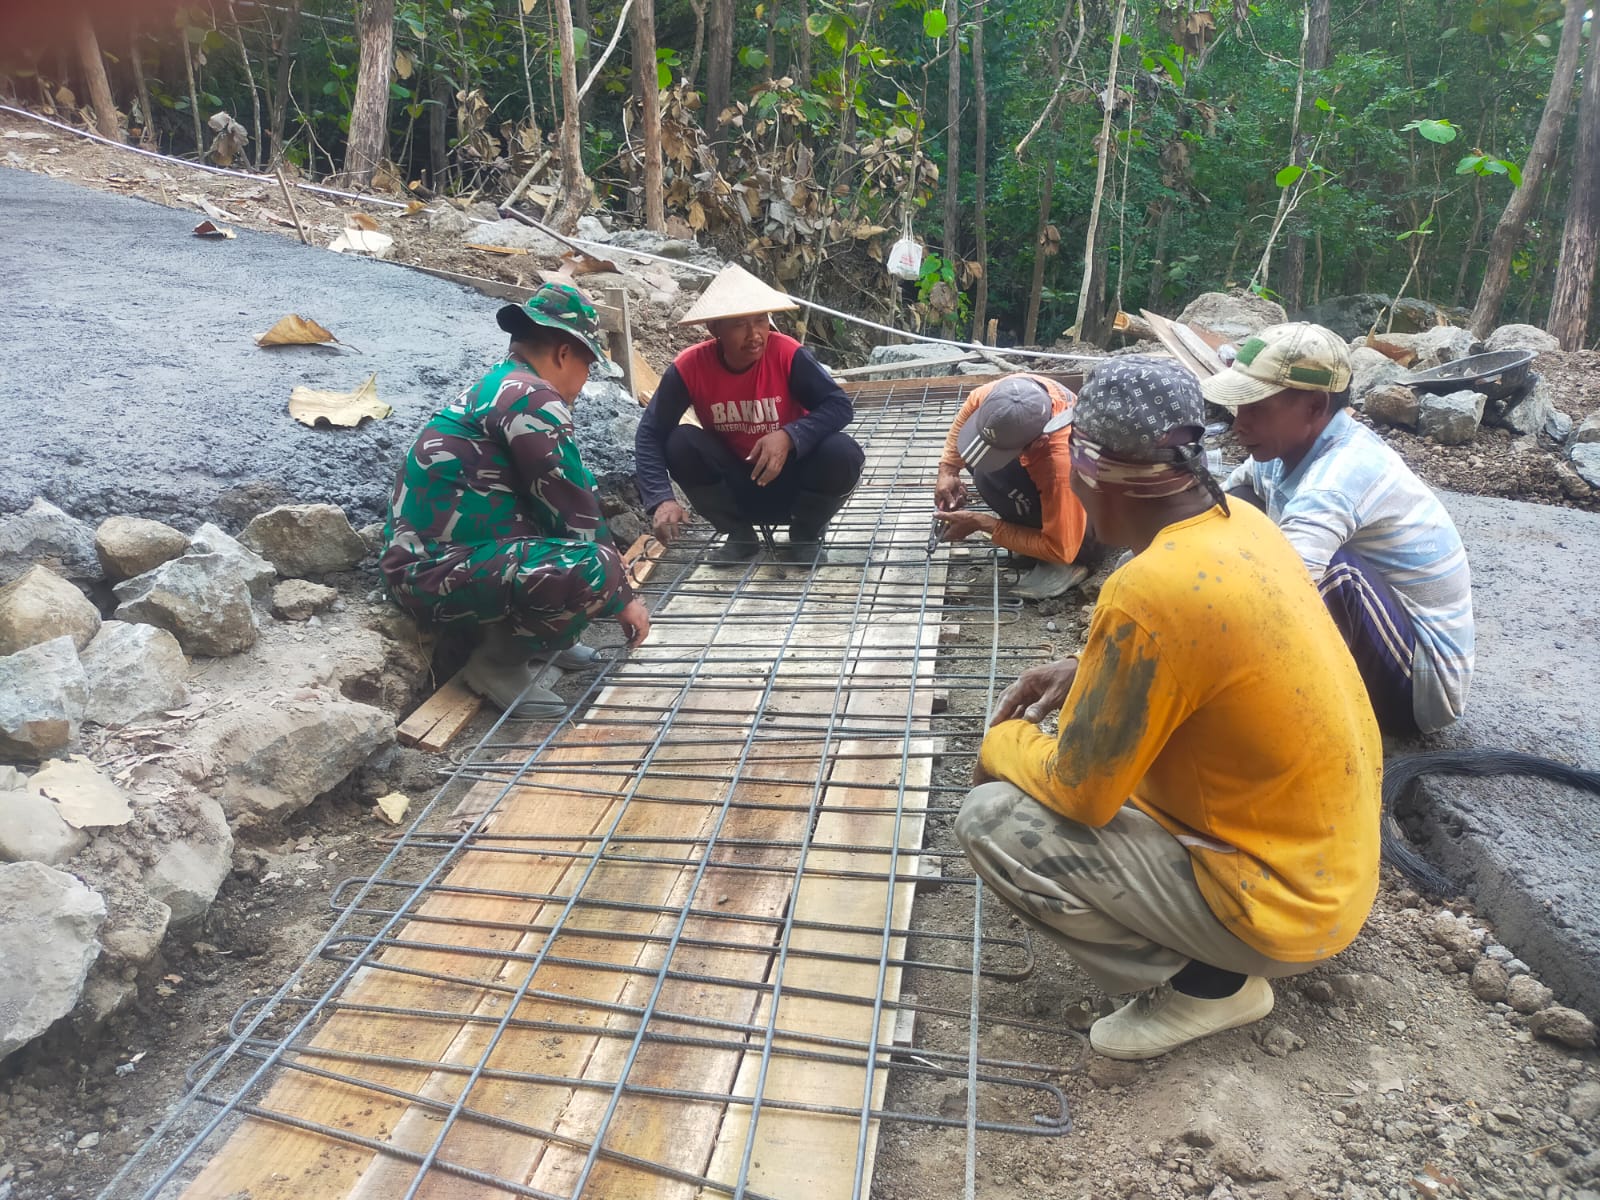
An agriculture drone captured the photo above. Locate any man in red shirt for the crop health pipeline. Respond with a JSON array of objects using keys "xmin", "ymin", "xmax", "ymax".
[{"xmin": 636, "ymin": 265, "xmax": 864, "ymax": 564}]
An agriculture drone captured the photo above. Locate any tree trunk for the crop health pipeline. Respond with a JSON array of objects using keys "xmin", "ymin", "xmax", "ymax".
[
  {"xmin": 1471, "ymin": 0, "xmax": 1585, "ymax": 335},
  {"xmin": 706, "ymin": 0, "xmax": 734, "ymax": 163},
  {"xmin": 550, "ymin": 0, "xmax": 593, "ymax": 232},
  {"xmin": 1020, "ymin": 2, "xmax": 1080, "ymax": 345},
  {"xmin": 969, "ymin": 0, "xmax": 988, "ymax": 342},
  {"xmin": 267, "ymin": 0, "xmax": 301, "ymax": 166},
  {"xmin": 73, "ymin": 12, "xmax": 120, "ymax": 141},
  {"xmin": 1145, "ymin": 199, "xmax": 1171, "ymax": 307},
  {"xmin": 180, "ymin": 26, "xmax": 204, "ymax": 154},
  {"xmin": 686, "ymin": 0, "xmax": 707, "ymax": 90},
  {"xmin": 1281, "ymin": 0, "xmax": 1330, "ymax": 310},
  {"xmin": 796, "ymin": 0, "xmax": 811, "ymax": 82},
  {"xmin": 428, "ymin": 71, "xmax": 450, "ymax": 190},
  {"xmin": 129, "ymin": 25, "xmax": 158, "ymax": 148},
  {"xmin": 1547, "ymin": 16, "xmax": 1600, "ymax": 348},
  {"xmin": 573, "ymin": 0, "xmax": 595, "ymax": 129},
  {"xmin": 634, "ymin": 0, "xmax": 665, "ymax": 230},
  {"xmin": 1070, "ymin": 0, "xmax": 1127, "ymax": 341},
  {"xmin": 224, "ymin": 0, "xmax": 263, "ymax": 169},
  {"xmin": 342, "ymin": 0, "xmax": 395, "ymax": 186},
  {"xmin": 942, "ymin": 0, "xmax": 961, "ymax": 269}
]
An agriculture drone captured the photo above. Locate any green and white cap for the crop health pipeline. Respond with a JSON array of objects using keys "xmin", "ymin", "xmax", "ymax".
[
  {"xmin": 1199, "ymin": 321, "xmax": 1352, "ymax": 408},
  {"xmin": 497, "ymin": 282, "xmax": 609, "ymax": 362}
]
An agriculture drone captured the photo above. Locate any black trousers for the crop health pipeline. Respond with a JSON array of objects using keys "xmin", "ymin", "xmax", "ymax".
[
  {"xmin": 972, "ymin": 458, "xmax": 1042, "ymax": 529},
  {"xmin": 664, "ymin": 425, "xmax": 864, "ymax": 525}
]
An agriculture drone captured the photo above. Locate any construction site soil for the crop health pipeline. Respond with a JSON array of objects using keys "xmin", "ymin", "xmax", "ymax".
[{"xmin": 2, "ymin": 112, "xmax": 1598, "ymax": 1200}]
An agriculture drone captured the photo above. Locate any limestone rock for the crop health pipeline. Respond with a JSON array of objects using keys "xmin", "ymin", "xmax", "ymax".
[
  {"xmin": 1297, "ymin": 293, "xmax": 1440, "ymax": 340},
  {"xmin": 1484, "ymin": 323, "xmax": 1560, "ymax": 355},
  {"xmin": 1362, "ymin": 384, "xmax": 1421, "ymax": 430},
  {"xmin": 113, "ymin": 554, "xmax": 259, "ymax": 657},
  {"xmin": 0, "ymin": 860, "xmax": 106, "ymax": 1062},
  {"xmin": 1468, "ymin": 957, "xmax": 1509, "ymax": 1004},
  {"xmin": 183, "ymin": 691, "xmax": 394, "ymax": 826},
  {"xmin": 80, "ymin": 621, "xmax": 189, "ymax": 727},
  {"xmin": 326, "ymin": 628, "xmax": 432, "ymax": 710},
  {"xmin": 95, "ymin": 887, "xmax": 170, "ymax": 980},
  {"xmin": 1572, "ymin": 410, "xmax": 1600, "ymax": 445},
  {"xmin": 1176, "ymin": 291, "xmax": 1287, "ymax": 343},
  {"xmin": 144, "ymin": 793, "xmax": 233, "ymax": 926},
  {"xmin": 0, "ymin": 636, "xmax": 88, "ymax": 760},
  {"xmin": 1497, "ymin": 376, "xmax": 1554, "ymax": 437},
  {"xmin": 0, "ymin": 789, "xmax": 90, "ymax": 864},
  {"xmin": 1568, "ymin": 1081, "xmax": 1600, "ymax": 1122},
  {"xmin": 0, "ymin": 564, "xmax": 101, "ymax": 655},
  {"xmin": 188, "ymin": 522, "xmax": 277, "ymax": 598},
  {"xmin": 1506, "ymin": 973, "xmax": 1553, "ymax": 1013},
  {"xmin": 241, "ymin": 504, "xmax": 368, "ymax": 578},
  {"xmin": 1528, "ymin": 1006, "xmax": 1597, "ymax": 1049},
  {"xmin": 1546, "ymin": 409, "xmax": 1574, "ymax": 443},
  {"xmin": 1418, "ymin": 390, "xmax": 1486, "ymax": 445},
  {"xmin": 1571, "ymin": 445, "xmax": 1600, "ymax": 490},
  {"xmin": 1411, "ymin": 325, "xmax": 1479, "ymax": 369},
  {"xmin": 271, "ymin": 579, "xmax": 339, "ymax": 621},
  {"xmin": 1348, "ymin": 346, "xmax": 1406, "ymax": 404},
  {"xmin": 94, "ymin": 516, "xmax": 189, "ymax": 582},
  {"xmin": 0, "ymin": 498, "xmax": 101, "ymax": 586},
  {"xmin": 465, "ymin": 217, "xmax": 565, "ymax": 256},
  {"xmin": 357, "ymin": 521, "xmax": 386, "ymax": 555}
]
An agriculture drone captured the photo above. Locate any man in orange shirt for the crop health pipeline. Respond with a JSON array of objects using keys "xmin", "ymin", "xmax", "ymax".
[
  {"xmin": 932, "ymin": 374, "xmax": 1095, "ymax": 599},
  {"xmin": 956, "ymin": 356, "xmax": 1381, "ymax": 1060}
]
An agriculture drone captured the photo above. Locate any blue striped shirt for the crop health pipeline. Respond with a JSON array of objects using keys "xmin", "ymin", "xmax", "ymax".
[{"xmin": 1223, "ymin": 411, "xmax": 1474, "ymax": 731}]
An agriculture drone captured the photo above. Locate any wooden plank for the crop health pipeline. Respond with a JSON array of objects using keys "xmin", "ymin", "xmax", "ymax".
[
  {"xmin": 606, "ymin": 288, "xmax": 636, "ymax": 396},
  {"xmin": 464, "ymin": 242, "xmax": 529, "ymax": 256},
  {"xmin": 631, "ymin": 347, "xmax": 662, "ymax": 406},
  {"xmin": 396, "ymin": 669, "xmax": 482, "ymax": 751}
]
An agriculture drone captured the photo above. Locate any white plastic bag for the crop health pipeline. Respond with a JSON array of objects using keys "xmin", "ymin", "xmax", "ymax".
[{"xmin": 888, "ymin": 235, "xmax": 924, "ymax": 281}]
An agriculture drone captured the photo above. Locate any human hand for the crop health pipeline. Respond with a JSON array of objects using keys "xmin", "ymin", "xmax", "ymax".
[
  {"xmin": 651, "ymin": 499, "xmax": 689, "ymax": 544},
  {"xmin": 617, "ymin": 598, "xmax": 652, "ymax": 648},
  {"xmin": 746, "ymin": 430, "xmax": 794, "ymax": 486},
  {"xmin": 933, "ymin": 509, "xmax": 996, "ymax": 542},
  {"xmin": 989, "ymin": 657, "xmax": 1079, "ymax": 727},
  {"xmin": 935, "ymin": 467, "xmax": 969, "ymax": 512}
]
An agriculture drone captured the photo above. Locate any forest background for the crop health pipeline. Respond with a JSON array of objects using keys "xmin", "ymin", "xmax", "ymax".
[{"xmin": 4, "ymin": 0, "xmax": 1597, "ymax": 355}]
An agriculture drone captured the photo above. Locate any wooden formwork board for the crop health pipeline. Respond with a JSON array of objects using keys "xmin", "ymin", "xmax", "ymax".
[{"xmin": 178, "ymin": 432, "xmax": 948, "ymax": 1200}]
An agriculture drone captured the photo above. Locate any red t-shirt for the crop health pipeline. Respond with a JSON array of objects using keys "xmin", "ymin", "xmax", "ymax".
[{"xmin": 671, "ymin": 332, "xmax": 808, "ymax": 459}]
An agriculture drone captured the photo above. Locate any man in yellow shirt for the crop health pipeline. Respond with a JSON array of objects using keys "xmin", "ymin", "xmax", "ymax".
[{"xmin": 956, "ymin": 356, "xmax": 1381, "ymax": 1060}]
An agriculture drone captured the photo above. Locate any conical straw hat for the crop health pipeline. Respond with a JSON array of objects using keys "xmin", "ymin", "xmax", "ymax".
[{"xmin": 678, "ymin": 263, "xmax": 799, "ymax": 325}]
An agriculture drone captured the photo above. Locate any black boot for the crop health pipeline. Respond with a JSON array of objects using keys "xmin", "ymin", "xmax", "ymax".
[
  {"xmin": 780, "ymin": 488, "xmax": 852, "ymax": 564},
  {"xmin": 682, "ymin": 484, "xmax": 760, "ymax": 564}
]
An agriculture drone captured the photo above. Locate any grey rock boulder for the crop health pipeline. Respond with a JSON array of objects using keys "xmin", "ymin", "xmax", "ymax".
[
  {"xmin": 1348, "ymin": 346, "xmax": 1407, "ymax": 404},
  {"xmin": 0, "ymin": 636, "xmax": 88, "ymax": 760},
  {"xmin": 1546, "ymin": 409, "xmax": 1574, "ymax": 443},
  {"xmin": 1411, "ymin": 325, "xmax": 1480, "ymax": 369},
  {"xmin": 1362, "ymin": 384, "xmax": 1421, "ymax": 430},
  {"xmin": 575, "ymin": 214, "xmax": 612, "ymax": 243},
  {"xmin": 114, "ymin": 554, "xmax": 259, "ymax": 657},
  {"xmin": 240, "ymin": 504, "xmax": 368, "ymax": 578},
  {"xmin": 0, "ymin": 789, "xmax": 90, "ymax": 864},
  {"xmin": 271, "ymin": 579, "xmax": 339, "ymax": 621},
  {"xmin": 94, "ymin": 515, "xmax": 189, "ymax": 582},
  {"xmin": 0, "ymin": 498, "xmax": 101, "ymax": 586},
  {"xmin": 1572, "ymin": 410, "xmax": 1600, "ymax": 445},
  {"xmin": 863, "ymin": 342, "xmax": 965, "ymax": 379},
  {"xmin": 143, "ymin": 792, "xmax": 233, "ymax": 926},
  {"xmin": 1418, "ymin": 390, "xmax": 1486, "ymax": 445},
  {"xmin": 1176, "ymin": 291, "xmax": 1287, "ymax": 343},
  {"xmin": 1571, "ymin": 444, "xmax": 1600, "ymax": 490},
  {"xmin": 0, "ymin": 860, "xmax": 106, "ymax": 1062},
  {"xmin": 80, "ymin": 621, "xmax": 190, "ymax": 727},
  {"xmin": 1497, "ymin": 377, "xmax": 1554, "ymax": 437},
  {"xmin": 189, "ymin": 522, "xmax": 277, "ymax": 598},
  {"xmin": 465, "ymin": 217, "xmax": 565, "ymax": 257},
  {"xmin": 182, "ymin": 691, "xmax": 394, "ymax": 827},
  {"xmin": 0, "ymin": 564, "xmax": 102, "ymax": 655},
  {"xmin": 1484, "ymin": 323, "xmax": 1560, "ymax": 355}
]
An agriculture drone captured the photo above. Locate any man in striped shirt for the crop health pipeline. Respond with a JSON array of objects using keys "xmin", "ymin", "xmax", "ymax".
[{"xmin": 1202, "ymin": 322, "xmax": 1474, "ymax": 735}]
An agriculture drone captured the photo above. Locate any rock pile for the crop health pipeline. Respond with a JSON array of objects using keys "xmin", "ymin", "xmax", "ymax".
[{"xmin": 0, "ymin": 497, "xmax": 415, "ymax": 1064}]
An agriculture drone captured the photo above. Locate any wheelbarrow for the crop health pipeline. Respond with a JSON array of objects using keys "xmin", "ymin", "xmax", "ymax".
[{"xmin": 1401, "ymin": 350, "xmax": 1536, "ymax": 402}]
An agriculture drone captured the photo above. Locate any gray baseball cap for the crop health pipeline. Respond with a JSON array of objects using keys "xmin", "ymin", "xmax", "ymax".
[{"xmin": 956, "ymin": 376, "xmax": 1072, "ymax": 474}]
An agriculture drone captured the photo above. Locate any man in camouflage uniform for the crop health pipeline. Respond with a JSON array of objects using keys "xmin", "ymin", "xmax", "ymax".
[{"xmin": 381, "ymin": 283, "xmax": 650, "ymax": 718}]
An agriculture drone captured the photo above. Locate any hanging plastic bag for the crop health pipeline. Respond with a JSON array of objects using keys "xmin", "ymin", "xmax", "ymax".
[{"xmin": 887, "ymin": 214, "xmax": 924, "ymax": 281}]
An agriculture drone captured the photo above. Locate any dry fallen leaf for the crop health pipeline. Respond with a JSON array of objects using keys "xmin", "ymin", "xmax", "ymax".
[
  {"xmin": 256, "ymin": 314, "xmax": 338, "ymax": 348},
  {"xmin": 348, "ymin": 212, "xmax": 380, "ymax": 231},
  {"xmin": 288, "ymin": 374, "xmax": 393, "ymax": 428},
  {"xmin": 193, "ymin": 219, "xmax": 236, "ymax": 240},
  {"xmin": 373, "ymin": 791, "xmax": 410, "ymax": 825},
  {"xmin": 561, "ymin": 250, "xmax": 622, "ymax": 276},
  {"xmin": 29, "ymin": 756, "xmax": 133, "ymax": 829}
]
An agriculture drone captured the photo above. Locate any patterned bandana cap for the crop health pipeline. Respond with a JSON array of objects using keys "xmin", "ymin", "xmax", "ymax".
[
  {"xmin": 497, "ymin": 283, "xmax": 609, "ymax": 362},
  {"xmin": 1199, "ymin": 321, "xmax": 1352, "ymax": 409}
]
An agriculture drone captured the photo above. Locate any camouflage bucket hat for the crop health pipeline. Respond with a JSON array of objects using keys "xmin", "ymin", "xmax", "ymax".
[{"xmin": 497, "ymin": 282, "xmax": 609, "ymax": 362}]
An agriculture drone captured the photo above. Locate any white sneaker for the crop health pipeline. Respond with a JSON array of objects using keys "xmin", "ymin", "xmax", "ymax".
[
  {"xmin": 547, "ymin": 642, "xmax": 605, "ymax": 670},
  {"xmin": 1014, "ymin": 561, "xmax": 1090, "ymax": 600},
  {"xmin": 1089, "ymin": 976, "xmax": 1275, "ymax": 1060}
]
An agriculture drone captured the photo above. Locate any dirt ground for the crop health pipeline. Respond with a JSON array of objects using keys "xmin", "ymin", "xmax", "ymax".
[{"xmin": 2, "ymin": 109, "xmax": 1599, "ymax": 1200}]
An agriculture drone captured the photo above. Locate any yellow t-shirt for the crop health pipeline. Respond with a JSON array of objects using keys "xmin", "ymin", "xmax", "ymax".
[{"xmin": 980, "ymin": 503, "xmax": 1382, "ymax": 962}]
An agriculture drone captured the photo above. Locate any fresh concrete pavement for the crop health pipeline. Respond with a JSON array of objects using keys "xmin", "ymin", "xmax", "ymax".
[{"xmin": 3, "ymin": 165, "xmax": 1597, "ymax": 1017}]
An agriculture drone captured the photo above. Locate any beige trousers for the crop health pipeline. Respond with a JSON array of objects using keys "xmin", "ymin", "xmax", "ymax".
[{"xmin": 955, "ymin": 781, "xmax": 1318, "ymax": 996}]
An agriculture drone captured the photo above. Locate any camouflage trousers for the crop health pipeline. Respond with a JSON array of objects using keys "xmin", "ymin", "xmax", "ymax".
[
  {"xmin": 955, "ymin": 782, "xmax": 1316, "ymax": 996},
  {"xmin": 387, "ymin": 537, "xmax": 628, "ymax": 653}
]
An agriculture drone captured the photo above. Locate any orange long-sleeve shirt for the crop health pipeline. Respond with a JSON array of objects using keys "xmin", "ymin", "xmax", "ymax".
[{"xmin": 939, "ymin": 374, "xmax": 1088, "ymax": 563}]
